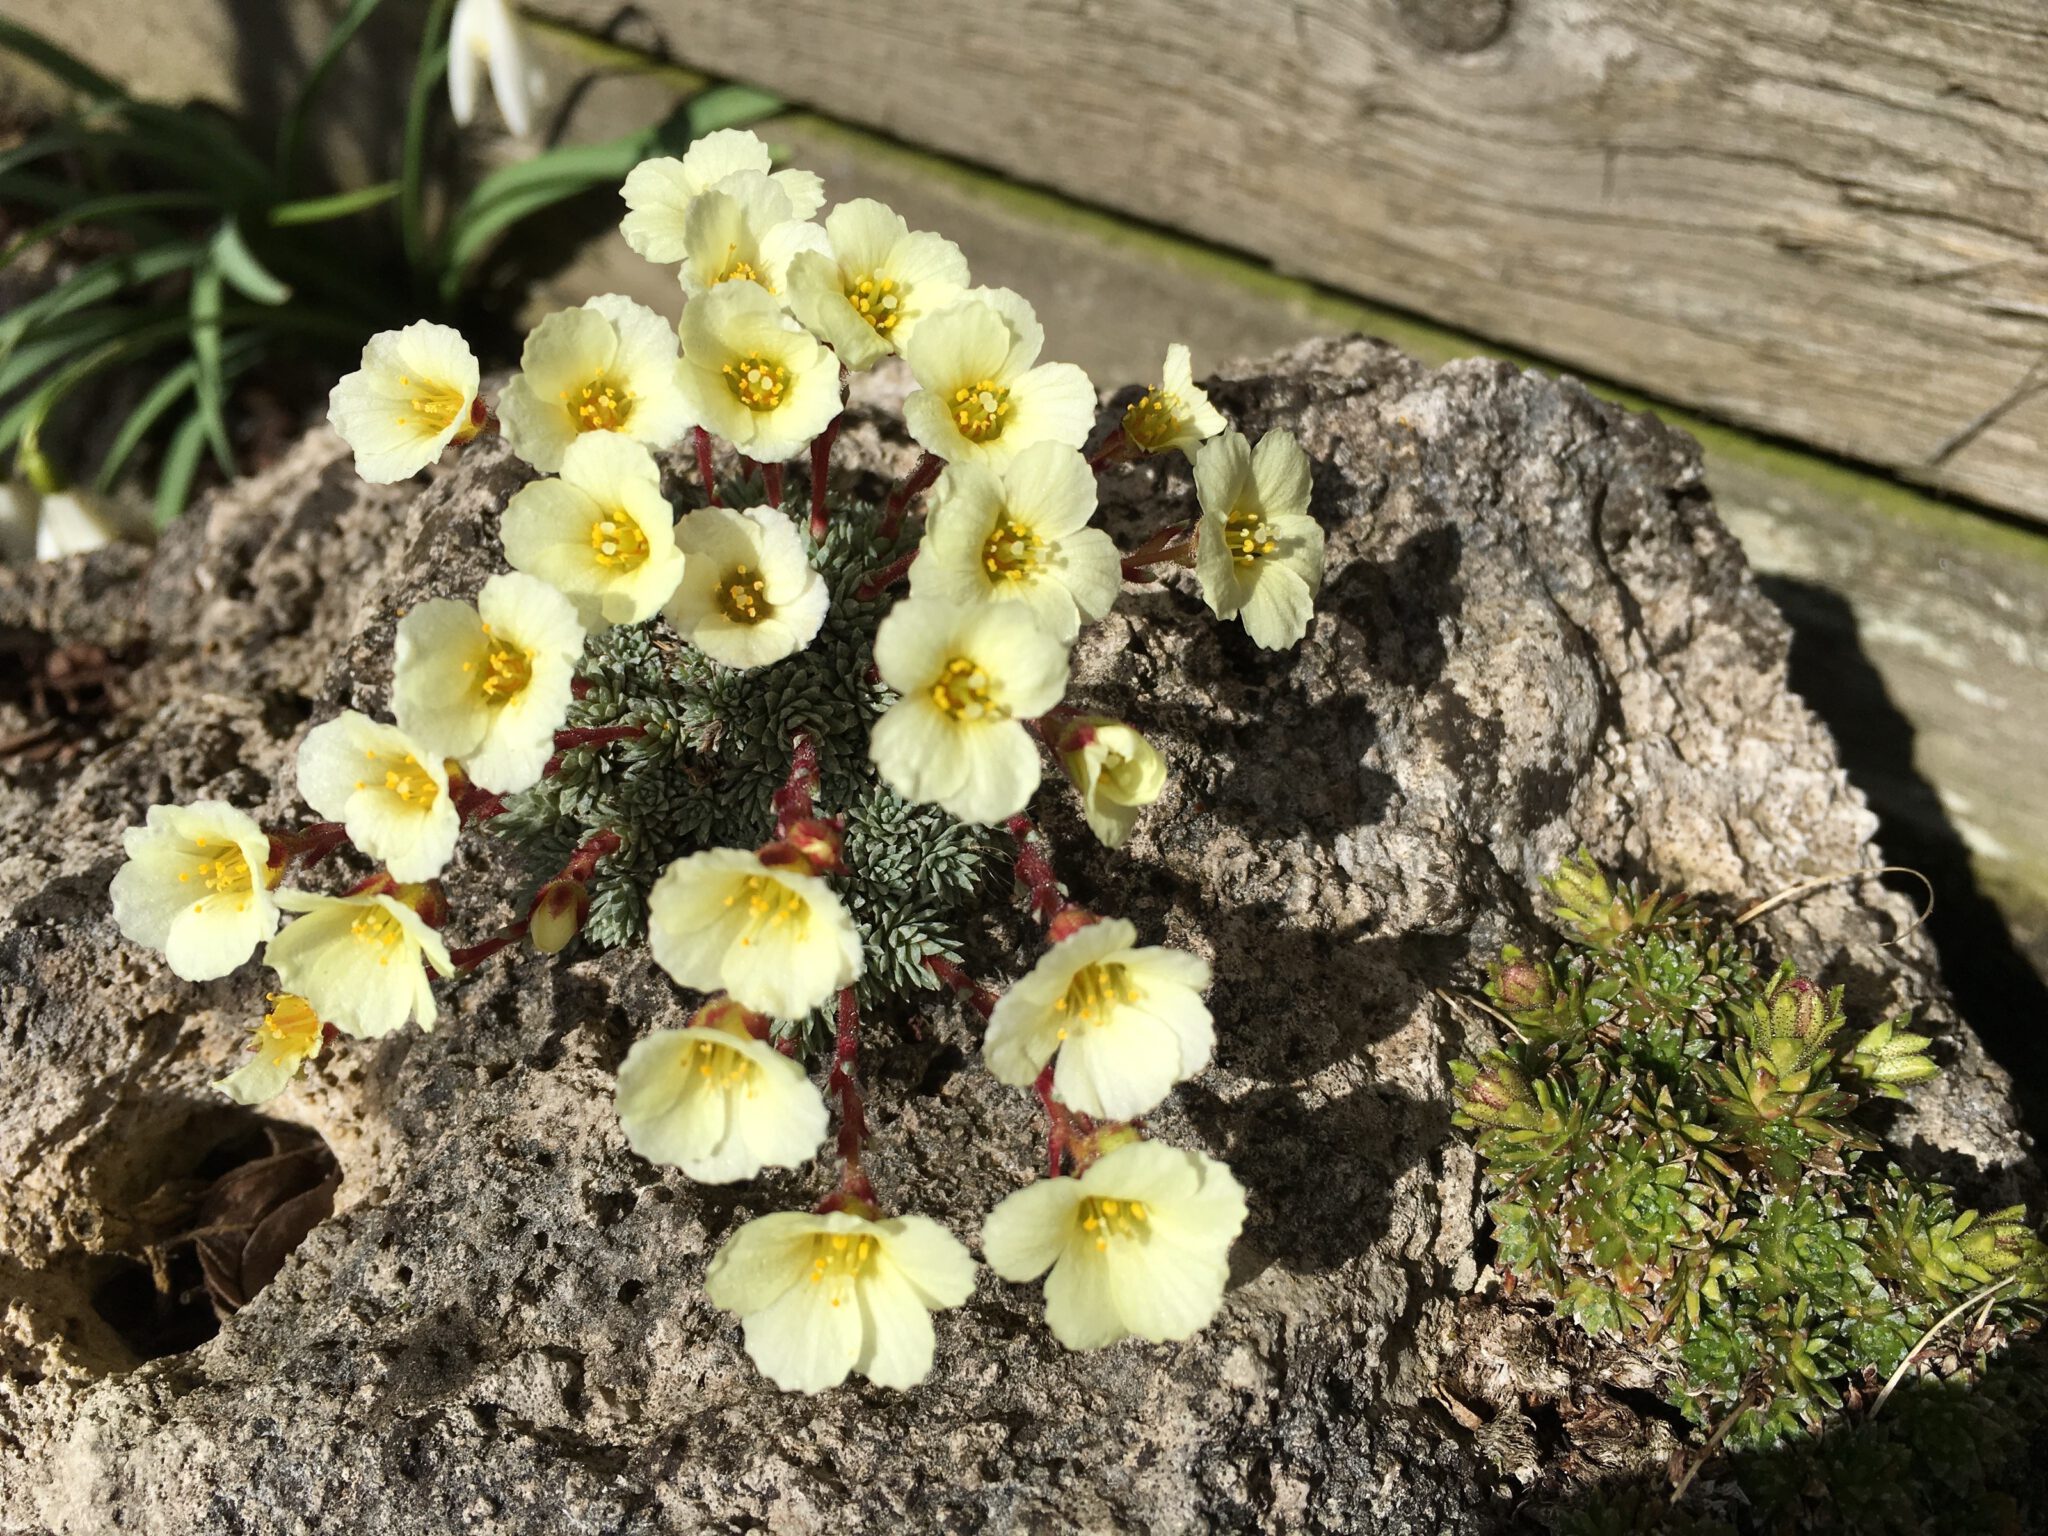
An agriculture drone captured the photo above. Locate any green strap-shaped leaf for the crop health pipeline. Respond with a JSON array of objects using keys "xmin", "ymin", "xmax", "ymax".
[
  {"xmin": 275, "ymin": 0, "xmax": 390, "ymax": 187},
  {"xmin": 0, "ymin": 189, "xmax": 211, "ymax": 270},
  {"xmin": 188, "ymin": 252, "xmax": 237, "ymax": 477},
  {"xmin": 0, "ymin": 242, "xmax": 206, "ymax": 359},
  {"xmin": 0, "ymin": 17, "xmax": 123, "ymax": 101},
  {"xmin": 400, "ymin": 0, "xmax": 457, "ymax": 279},
  {"xmin": 209, "ymin": 218, "xmax": 293, "ymax": 305},
  {"xmin": 97, "ymin": 336, "xmax": 263, "ymax": 490},
  {"xmin": 269, "ymin": 180, "xmax": 402, "ymax": 227},
  {"xmin": 155, "ymin": 407, "xmax": 212, "ymax": 527}
]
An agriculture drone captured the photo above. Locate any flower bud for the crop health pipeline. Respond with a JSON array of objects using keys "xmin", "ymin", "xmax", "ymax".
[
  {"xmin": 769, "ymin": 815, "xmax": 848, "ymax": 876},
  {"xmin": 529, "ymin": 877, "xmax": 588, "ymax": 954},
  {"xmin": 1493, "ymin": 955, "xmax": 1553, "ymax": 1012},
  {"xmin": 1452, "ymin": 1056, "xmax": 1539, "ymax": 1128}
]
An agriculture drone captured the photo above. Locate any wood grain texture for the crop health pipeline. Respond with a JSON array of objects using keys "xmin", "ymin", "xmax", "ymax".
[{"xmin": 536, "ymin": 0, "xmax": 2048, "ymax": 520}]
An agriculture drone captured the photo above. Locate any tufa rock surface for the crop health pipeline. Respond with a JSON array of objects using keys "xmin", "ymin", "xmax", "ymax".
[{"xmin": 0, "ymin": 337, "xmax": 2031, "ymax": 1533}]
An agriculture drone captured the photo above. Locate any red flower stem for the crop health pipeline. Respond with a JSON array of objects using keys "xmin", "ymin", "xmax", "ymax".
[
  {"xmin": 694, "ymin": 427, "xmax": 721, "ymax": 506},
  {"xmin": 570, "ymin": 675, "xmax": 593, "ymax": 700},
  {"xmin": 824, "ymin": 987, "xmax": 877, "ymax": 1207},
  {"xmin": 808, "ymin": 412, "xmax": 845, "ymax": 542},
  {"xmin": 1033, "ymin": 1063, "xmax": 1074, "ymax": 1178},
  {"xmin": 1087, "ymin": 426, "xmax": 1130, "ymax": 473},
  {"xmin": 1120, "ymin": 520, "xmax": 1196, "ymax": 583},
  {"xmin": 855, "ymin": 545, "xmax": 919, "ymax": 601},
  {"xmin": 926, "ymin": 955, "xmax": 998, "ymax": 1019},
  {"xmin": 763, "ymin": 461, "xmax": 784, "ymax": 509},
  {"xmin": 449, "ymin": 776, "xmax": 507, "ymax": 824},
  {"xmin": 772, "ymin": 731, "xmax": 820, "ymax": 833},
  {"xmin": 449, "ymin": 828, "xmax": 619, "ymax": 970},
  {"xmin": 267, "ymin": 820, "xmax": 350, "ymax": 872},
  {"xmin": 878, "ymin": 451, "xmax": 942, "ymax": 540},
  {"xmin": 1005, "ymin": 815, "xmax": 1070, "ymax": 928}
]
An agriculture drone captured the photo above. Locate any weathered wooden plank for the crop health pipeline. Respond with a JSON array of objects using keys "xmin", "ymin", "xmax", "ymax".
[{"xmin": 534, "ymin": 0, "xmax": 2048, "ymax": 522}]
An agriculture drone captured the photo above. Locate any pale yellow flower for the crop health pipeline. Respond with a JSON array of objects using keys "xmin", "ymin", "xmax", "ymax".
[
  {"xmin": 868, "ymin": 597, "xmax": 1070, "ymax": 825},
  {"xmin": 677, "ymin": 172, "xmax": 828, "ymax": 301},
  {"xmin": 326, "ymin": 322, "xmax": 480, "ymax": 483},
  {"xmin": 264, "ymin": 889, "xmax": 455, "ymax": 1038},
  {"xmin": 391, "ymin": 572, "xmax": 586, "ymax": 794},
  {"xmin": 982, "ymin": 1141, "xmax": 1246, "ymax": 1350},
  {"xmin": 1193, "ymin": 430, "xmax": 1323, "ymax": 650},
  {"xmin": 111, "ymin": 800, "xmax": 279, "ymax": 981},
  {"xmin": 664, "ymin": 504, "xmax": 828, "ymax": 670},
  {"xmin": 215, "ymin": 994, "xmax": 326, "ymax": 1105},
  {"xmin": 499, "ymin": 433, "xmax": 686, "ymax": 630},
  {"xmin": 498, "ymin": 295, "xmax": 694, "ymax": 473},
  {"xmin": 910, "ymin": 443, "xmax": 1120, "ymax": 643},
  {"xmin": 615, "ymin": 1001, "xmax": 829, "ymax": 1183},
  {"xmin": 646, "ymin": 848, "xmax": 862, "ymax": 1019},
  {"xmin": 983, "ymin": 918, "xmax": 1212, "ymax": 1120},
  {"xmin": 621, "ymin": 130, "xmax": 826, "ymax": 266},
  {"xmin": 901, "ymin": 289, "xmax": 1096, "ymax": 468},
  {"xmin": 785, "ymin": 199, "xmax": 969, "ymax": 373},
  {"xmin": 677, "ymin": 281, "xmax": 843, "ymax": 464},
  {"xmin": 1055, "ymin": 715, "xmax": 1167, "ymax": 849},
  {"xmin": 294, "ymin": 712, "xmax": 459, "ymax": 882},
  {"xmin": 706, "ymin": 1208, "xmax": 976, "ymax": 1392},
  {"xmin": 1122, "ymin": 343, "xmax": 1226, "ymax": 459}
]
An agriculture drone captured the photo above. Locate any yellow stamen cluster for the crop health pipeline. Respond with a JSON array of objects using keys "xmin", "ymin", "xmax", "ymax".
[
  {"xmin": 1051, "ymin": 962, "xmax": 1143, "ymax": 1041},
  {"xmin": 479, "ymin": 642, "xmax": 533, "ymax": 703},
  {"xmin": 180, "ymin": 841, "xmax": 254, "ymax": 913},
  {"xmin": 723, "ymin": 875, "xmax": 809, "ymax": 947},
  {"xmin": 848, "ymin": 273, "xmax": 902, "ymax": 335},
  {"xmin": 1077, "ymin": 1195, "xmax": 1150, "ymax": 1253},
  {"xmin": 356, "ymin": 748, "xmax": 439, "ymax": 805},
  {"xmin": 349, "ymin": 906, "xmax": 404, "ymax": 964},
  {"xmin": 716, "ymin": 247, "xmax": 768, "ymax": 289},
  {"xmin": 1224, "ymin": 504, "xmax": 1279, "ymax": 564},
  {"xmin": 952, "ymin": 379, "xmax": 1012, "ymax": 441},
  {"xmin": 928, "ymin": 655, "xmax": 1007, "ymax": 722},
  {"xmin": 260, "ymin": 994, "xmax": 323, "ymax": 1063},
  {"xmin": 723, "ymin": 353, "xmax": 791, "ymax": 413},
  {"xmin": 980, "ymin": 519, "xmax": 1044, "ymax": 582},
  {"xmin": 395, "ymin": 374, "xmax": 466, "ymax": 433},
  {"xmin": 718, "ymin": 564, "xmax": 768, "ymax": 624},
  {"xmin": 685, "ymin": 1037, "xmax": 759, "ymax": 1096},
  {"xmin": 587, "ymin": 510, "xmax": 651, "ymax": 570},
  {"xmin": 1123, "ymin": 389, "xmax": 1182, "ymax": 452},
  {"xmin": 807, "ymin": 1230, "xmax": 877, "ymax": 1305},
  {"xmin": 563, "ymin": 376, "xmax": 635, "ymax": 434}
]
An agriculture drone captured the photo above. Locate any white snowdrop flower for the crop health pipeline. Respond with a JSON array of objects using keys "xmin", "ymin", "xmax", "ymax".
[
  {"xmin": 901, "ymin": 289, "xmax": 1096, "ymax": 470},
  {"xmin": 1053, "ymin": 715, "xmax": 1168, "ymax": 851},
  {"xmin": 1122, "ymin": 343, "xmax": 1227, "ymax": 460},
  {"xmin": 664, "ymin": 504, "xmax": 827, "ymax": 670},
  {"xmin": 1193, "ymin": 429, "xmax": 1324, "ymax": 650},
  {"xmin": 676, "ymin": 280, "xmax": 842, "ymax": 465},
  {"xmin": 391, "ymin": 572, "xmax": 585, "ymax": 795},
  {"xmin": 448, "ymin": 0, "xmax": 543, "ymax": 138},
  {"xmin": 911, "ymin": 443, "xmax": 1121, "ymax": 643},
  {"xmin": 264, "ymin": 889, "xmax": 455, "ymax": 1038},
  {"xmin": 326, "ymin": 322, "xmax": 481, "ymax": 484},
  {"xmin": 621, "ymin": 129, "xmax": 826, "ymax": 266},
  {"xmin": 705, "ymin": 1207, "xmax": 976, "ymax": 1393},
  {"xmin": 294, "ymin": 712, "xmax": 459, "ymax": 883},
  {"xmin": 785, "ymin": 198, "xmax": 969, "ymax": 373},
  {"xmin": 677, "ymin": 171, "xmax": 828, "ymax": 301},
  {"xmin": 646, "ymin": 848, "xmax": 862, "ymax": 1020},
  {"xmin": 111, "ymin": 800, "xmax": 279, "ymax": 981},
  {"xmin": 982, "ymin": 1140, "xmax": 1246, "ymax": 1351},
  {"xmin": 499, "ymin": 433, "xmax": 685, "ymax": 631},
  {"xmin": 498, "ymin": 295, "xmax": 695, "ymax": 473},
  {"xmin": 614, "ymin": 999, "xmax": 830, "ymax": 1183},
  {"xmin": 215, "ymin": 994, "xmax": 325, "ymax": 1105},
  {"xmin": 34, "ymin": 488, "xmax": 124, "ymax": 559},
  {"xmin": 868, "ymin": 597, "xmax": 1069, "ymax": 825},
  {"xmin": 983, "ymin": 917, "xmax": 1212, "ymax": 1121}
]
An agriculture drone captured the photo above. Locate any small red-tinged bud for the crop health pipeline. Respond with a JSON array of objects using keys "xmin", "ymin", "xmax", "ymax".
[
  {"xmin": 528, "ymin": 878, "xmax": 588, "ymax": 954},
  {"xmin": 1494, "ymin": 957, "xmax": 1553, "ymax": 1011},
  {"xmin": 1047, "ymin": 906, "xmax": 1101, "ymax": 945},
  {"xmin": 769, "ymin": 816, "xmax": 848, "ymax": 876},
  {"xmin": 689, "ymin": 995, "xmax": 772, "ymax": 1040},
  {"xmin": 392, "ymin": 880, "xmax": 448, "ymax": 927}
]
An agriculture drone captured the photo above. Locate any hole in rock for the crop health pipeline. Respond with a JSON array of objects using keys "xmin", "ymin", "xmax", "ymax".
[{"xmin": 90, "ymin": 1118, "xmax": 340, "ymax": 1363}]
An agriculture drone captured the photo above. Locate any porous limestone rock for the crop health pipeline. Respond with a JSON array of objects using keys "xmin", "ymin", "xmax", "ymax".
[{"xmin": 0, "ymin": 338, "xmax": 2029, "ymax": 1533}]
